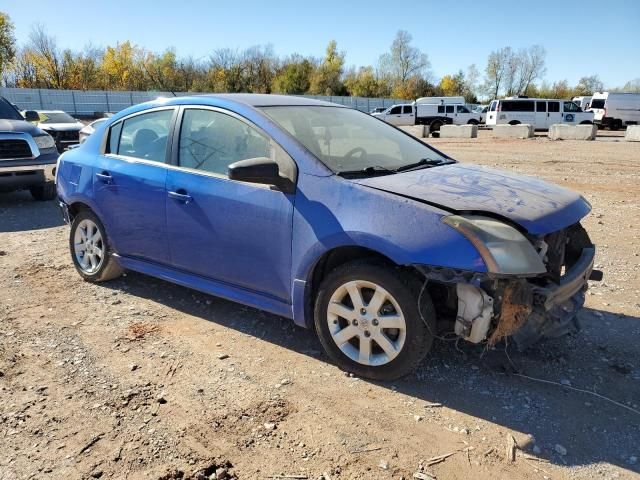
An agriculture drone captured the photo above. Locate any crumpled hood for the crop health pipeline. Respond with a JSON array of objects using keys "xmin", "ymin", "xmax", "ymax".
[
  {"xmin": 0, "ymin": 119, "xmax": 46, "ymax": 135},
  {"xmin": 354, "ymin": 163, "xmax": 591, "ymax": 235}
]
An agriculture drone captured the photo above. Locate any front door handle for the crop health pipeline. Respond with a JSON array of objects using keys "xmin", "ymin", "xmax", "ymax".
[
  {"xmin": 96, "ymin": 171, "xmax": 112, "ymax": 183},
  {"xmin": 168, "ymin": 190, "xmax": 193, "ymax": 204}
]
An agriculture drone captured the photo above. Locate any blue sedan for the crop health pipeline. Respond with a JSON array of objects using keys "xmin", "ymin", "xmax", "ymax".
[{"xmin": 56, "ymin": 94, "xmax": 598, "ymax": 380}]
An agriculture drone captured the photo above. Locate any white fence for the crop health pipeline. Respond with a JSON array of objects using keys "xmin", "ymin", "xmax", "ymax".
[{"xmin": 0, "ymin": 87, "xmax": 408, "ymax": 117}]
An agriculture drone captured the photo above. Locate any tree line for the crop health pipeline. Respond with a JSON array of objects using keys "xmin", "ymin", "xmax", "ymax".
[{"xmin": 0, "ymin": 12, "xmax": 638, "ymax": 102}]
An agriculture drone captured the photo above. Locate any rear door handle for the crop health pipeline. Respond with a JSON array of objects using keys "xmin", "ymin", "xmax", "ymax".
[
  {"xmin": 95, "ymin": 172, "xmax": 112, "ymax": 183},
  {"xmin": 168, "ymin": 190, "xmax": 193, "ymax": 204}
]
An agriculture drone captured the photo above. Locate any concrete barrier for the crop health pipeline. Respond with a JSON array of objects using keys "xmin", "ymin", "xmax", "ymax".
[
  {"xmin": 399, "ymin": 125, "xmax": 429, "ymax": 138},
  {"xmin": 492, "ymin": 124, "xmax": 534, "ymax": 139},
  {"xmin": 548, "ymin": 124, "xmax": 597, "ymax": 140},
  {"xmin": 625, "ymin": 125, "xmax": 640, "ymax": 142},
  {"xmin": 439, "ymin": 125, "xmax": 477, "ymax": 138}
]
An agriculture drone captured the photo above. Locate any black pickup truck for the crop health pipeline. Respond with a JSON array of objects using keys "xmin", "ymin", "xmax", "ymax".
[{"xmin": 0, "ymin": 96, "xmax": 59, "ymax": 201}]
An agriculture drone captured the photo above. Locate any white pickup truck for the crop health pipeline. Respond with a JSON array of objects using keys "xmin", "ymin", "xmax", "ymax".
[{"xmin": 372, "ymin": 97, "xmax": 481, "ymax": 131}]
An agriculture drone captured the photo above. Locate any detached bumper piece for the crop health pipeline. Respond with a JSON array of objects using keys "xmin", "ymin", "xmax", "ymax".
[{"xmin": 512, "ymin": 246, "xmax": 596, "ymax": 350}]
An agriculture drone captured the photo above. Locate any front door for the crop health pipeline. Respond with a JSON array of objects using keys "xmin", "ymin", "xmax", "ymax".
[
  {"xmin": 547, "ymin": 101, "xmax": 562, "ymax": 127},
  {"xmin": 165, "ymin": 107, "xmax": 295, "ymax": 301},
  {"xmin": 93, "ymin": 108, "xmax": 176, "ymax": 264},
  {"xmin": 385, "ymin": 105, "xmax": 403, "ymax": 125}
]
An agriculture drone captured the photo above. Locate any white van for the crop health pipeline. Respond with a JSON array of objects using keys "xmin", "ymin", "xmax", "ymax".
[
  {"xmin": 572, "ymin": 96, "xmax": 592, "ymax": 110},
  {"xmin": 485, "ymin": 97, "xmax": 594, "ymax": 130},
  {"xmin": 588, "ymin": 92, "xmax": 640, "ymax": 130}
]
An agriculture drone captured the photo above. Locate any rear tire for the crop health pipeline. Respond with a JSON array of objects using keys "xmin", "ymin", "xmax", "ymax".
[
  {"xmin": 314, "ymin": 260, "xmax": 436, "ymax": 381},
  {"xmin": 30, "ymin": 182, "xmax": 56, "ymax": 201},
  {"xmin": 69, "ymin": 210, "xmax": 123, "ymax": 282},
  {"xmin": 430, "ymin": 120, "xmax": 443, "ymax": 132}
]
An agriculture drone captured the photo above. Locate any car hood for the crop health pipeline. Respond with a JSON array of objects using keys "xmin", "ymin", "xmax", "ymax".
[
  {"xmin": 39, "ymin": 122, "xmax": 84, "ymax": 131},
  {"xmin": 0, "ymin": 119, "xmax": 46, "ymax": 135},
  {"xmin": 353, "ymin": 163, "xmax": 591, "ymax": 235}
]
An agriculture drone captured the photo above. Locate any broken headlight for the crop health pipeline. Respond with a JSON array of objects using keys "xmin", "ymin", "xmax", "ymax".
[{"xmin": 442, "ymin": 215, "xmax": 546, "ymax": 275}]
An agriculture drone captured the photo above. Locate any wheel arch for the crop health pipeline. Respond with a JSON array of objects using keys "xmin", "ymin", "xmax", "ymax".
[{"xmin": 294, "ymin": 244, "xmax": 421, "ymax": 329}]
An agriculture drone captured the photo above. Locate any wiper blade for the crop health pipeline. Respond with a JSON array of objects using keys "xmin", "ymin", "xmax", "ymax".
[
  {"xmin": 395, "ymin": 157, "xmax": 454, "ymax": 172},
  {"xmin": 337, "ymin": 165, "xmax": 395, "ymax": 177}
]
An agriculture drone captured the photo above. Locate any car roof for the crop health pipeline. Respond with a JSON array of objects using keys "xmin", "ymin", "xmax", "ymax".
[{"xmin": 182, "ymin": 93, "xmax": 342, "ymax": 108}]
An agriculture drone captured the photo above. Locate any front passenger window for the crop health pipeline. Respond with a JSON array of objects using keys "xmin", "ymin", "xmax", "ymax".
[
  {"xmin": 178, "ymin": 109, "xmax": 271, "ymax": 176},
  {"xmin": 117, "ymin": 109, "xmax": 174, "ymax": 162}
]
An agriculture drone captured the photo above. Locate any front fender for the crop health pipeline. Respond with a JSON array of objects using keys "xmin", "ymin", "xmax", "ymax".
[{"xmin": 289, "ymin": 174, "xmax": 486, "ymax": 326}]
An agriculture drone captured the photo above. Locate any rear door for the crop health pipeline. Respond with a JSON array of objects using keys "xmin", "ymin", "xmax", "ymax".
[
  {"xmin": 165, "ymin": 107, "xmax": 295, "ymax": 301},
  {"xmin": 93, "ymin": 107, "xmax": 176, "ymax": 264},
  {"xmin": 400, "ymin": 105, "xmax": 414, "ymax": 125}
]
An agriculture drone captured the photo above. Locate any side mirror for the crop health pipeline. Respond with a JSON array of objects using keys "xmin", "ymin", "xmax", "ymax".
[
  {"xmin": 24, "ymin": 110, "xmax": 40, "ymax": 122},
  {"xmin": 228, "ymin": 157, "xmax": 294, "ymax": 194}
]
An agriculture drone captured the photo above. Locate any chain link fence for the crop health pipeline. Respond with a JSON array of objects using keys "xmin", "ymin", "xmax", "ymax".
[{"xmin": 0, "ymin": 87, "xmax": 409, "ymax": 117}]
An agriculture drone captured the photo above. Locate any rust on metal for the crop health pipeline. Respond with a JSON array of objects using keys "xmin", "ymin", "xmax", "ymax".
[{"xmin": 489, "ymin": 282, "xmax": 533, "ymax": 345}]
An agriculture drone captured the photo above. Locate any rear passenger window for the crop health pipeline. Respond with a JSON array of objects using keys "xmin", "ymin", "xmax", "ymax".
[
  {"xmin": 117, "ymin": 109, "xmax": 174, "ymax": 162},
  {"xmin": 502, "ymin": 101, "xmax": 534, "ymax": 112},
  {"xmin": 402, "ymin": 105, "xmax": 413, "ymax": 114},
  {"xmin": 178, "ymin": 109, "xmax": 271, "ymax": 176},
  {"xmin": 446, "ymin": 105, "xmax": 454, "ymax": 113},
  {"xmin": 548, "ymin": 102, "xmax": 560, "ymax": 112},
  {"xmin": 536, "ymin": 101, "xmax": 547, "ymax": 112}
]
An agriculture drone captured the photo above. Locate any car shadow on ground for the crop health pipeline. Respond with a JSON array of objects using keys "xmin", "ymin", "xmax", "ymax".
[
  {"xmin": 102, "ymin": 270, "xmax": 640, "ymax": 476},
  {"xmin": 0, "ymin": 191, "xmax": 64, "ymax": 233}
]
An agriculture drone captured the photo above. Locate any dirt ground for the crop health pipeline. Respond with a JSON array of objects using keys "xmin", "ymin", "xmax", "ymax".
[{"xmin": 1, "ymin": 131, "xmax": 639, "ymax": 480}]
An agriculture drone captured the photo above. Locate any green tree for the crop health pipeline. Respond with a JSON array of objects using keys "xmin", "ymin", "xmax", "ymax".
[
  {"xmin": 344, "ymin": 66, "xmax": 380, "ymax": 97},
  {"xmin": 309, "ymin": 40, "xmax": 345, "ymax": 95},
  {"xmin": 0, "ymin": 12, "xmax": 15, "ymax": 82},
  {"xmin": 271, "ymin": 56, "xmax": 314, "ymax": 94}
]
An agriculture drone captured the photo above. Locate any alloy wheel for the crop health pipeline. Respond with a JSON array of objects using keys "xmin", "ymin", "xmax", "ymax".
[
  {"xmin": 327, "ymin": 280, "xmax": 407, "ymax": 366},
  {"xmin": 73, "ymin": 219, "xmax": 105, "ymax": 274}
]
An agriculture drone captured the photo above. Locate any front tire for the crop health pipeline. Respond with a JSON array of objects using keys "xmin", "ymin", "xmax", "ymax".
[
  {"xmin": 314, "ymin": 260, "xmax": 436, "ymax": 381},
  {"xmin": 69, "ymin": 210, "xmax": 123, "ymax": 282},
  {"xmin": 30, "ymin": 182, "xmax": 56, "ymax": 201}
]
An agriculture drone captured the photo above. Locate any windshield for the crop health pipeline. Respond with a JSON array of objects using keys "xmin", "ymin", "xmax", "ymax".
[
  {"xmin": 260, "ymin": 106, "xmax": 450, "ymax": 174},
  {"xmin": 590, "ymin": 99, "xmax": 605, "ymax": 109},
  {"xmin": 0, "ymin": 98, "xmax": 24, "ymax": 121},
  {"xmin": 38, "ymin": 112, "xmax": 77, "ymax": 124}
]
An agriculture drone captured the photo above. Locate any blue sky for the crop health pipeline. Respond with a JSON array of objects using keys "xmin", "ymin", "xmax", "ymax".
[{"xmin": 4, "ymin": 0, "xmax": 639, "ymax": 87}]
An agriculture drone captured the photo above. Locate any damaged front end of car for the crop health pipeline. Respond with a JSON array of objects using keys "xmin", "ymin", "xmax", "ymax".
[{"xmin": 416, "ymin": 216, "xmax": 601, "ymax": 349}]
